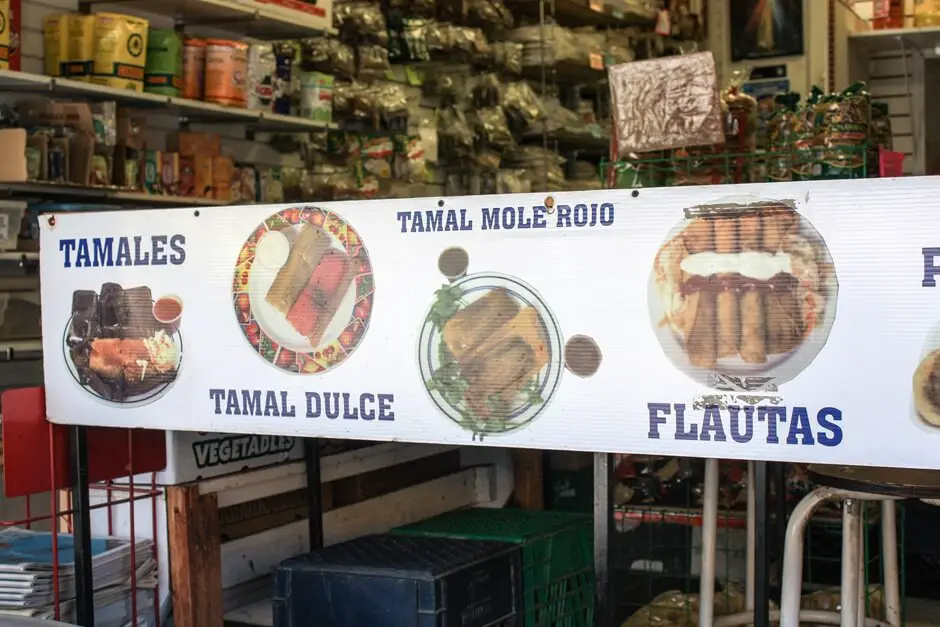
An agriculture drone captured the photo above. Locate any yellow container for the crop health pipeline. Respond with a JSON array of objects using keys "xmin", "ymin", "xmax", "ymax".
[
  {"xmin": 914, "ymin": 0, "xmax": 940, "ymax": 26},
  {"xmin": 67, "ymin": 14, "xmax": 95, "ymax": 80},
  {"xmin": 90, "ymin": 12, "xmax": 149, "ymax": 91},
  {"xmin": 0, "ymin": 0, "xmax": 11, "ymax": 70},
  {"xmin": 43, "ymin": 14, "xmax": 70, "ymax": 77}
]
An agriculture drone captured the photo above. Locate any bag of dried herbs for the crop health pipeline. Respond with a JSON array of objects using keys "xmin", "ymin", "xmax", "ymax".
[
  {"xmin": 791, "ymin": 86, "xmax": 824, "ymax": 181},
  {"xmin": 768, "ymin": 91, "xmax": 800, "ymax": 182},
  {"xmin": 816, "ymin": 81, "xmax": 871, "ymax": 179}
]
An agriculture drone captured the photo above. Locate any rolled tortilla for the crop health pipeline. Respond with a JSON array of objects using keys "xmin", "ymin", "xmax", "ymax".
[
  {"xmin": 739, "ymin": 291, "xmax": 767, "ymax": 364},
  {"xmin": 685, "ymin": 292, "xmax": 718, "ymax": 368},
  {"xmin": 761, "ymin": 206, "xmax": 799, "ymax": 251},
  {"xmin": 737, "ymin": 212, "xmax": 762, "ymax": 251},
  {"xmin": 714, "ymin": 214, "xmax": 740, "ymax": 359},
  {"xmin": 766, "ymin": 291, "xmax": 804, "ymax": 355},
  {"xmin": 682, "ymin": 218, "xmax": 714, "ymax": 253}
]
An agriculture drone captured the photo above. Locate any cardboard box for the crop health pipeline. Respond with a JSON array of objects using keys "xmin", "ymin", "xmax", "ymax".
[
  {"xmin": 167, "ymin": 131, "xmax": 221, "ymax": 157},
  {"xmin": 212, "ymin": 156, "xmax": 234, "ymax": 201},
  {"xmin": 0, "ymin": 129, "xmax": 28, "ymax": 182},
  {"xmin": 194, "ymin": 155, "xmax": 213, "ymax": 197}
]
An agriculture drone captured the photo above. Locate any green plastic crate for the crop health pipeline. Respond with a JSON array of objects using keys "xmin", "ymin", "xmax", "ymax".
[{"xmin": 392, "ymin": 508, "xmax": 594, "ymax": 627}]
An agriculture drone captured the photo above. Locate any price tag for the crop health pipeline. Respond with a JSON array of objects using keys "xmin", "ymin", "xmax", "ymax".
[
  {"xmin": 589, "ymin": 53, "xmax": 604, "ymax": 70},
  {"xmin": 589, "ymin": 0, "xmax": 603, "ymax": 12},
  {"xmin": 655, "ymin": 9, "xmax": 671, "ymax": 36}
]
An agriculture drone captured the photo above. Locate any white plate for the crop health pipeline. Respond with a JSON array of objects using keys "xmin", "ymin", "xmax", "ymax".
[
  {"xmin": 62, "ymin": 316, "xmax": 183, "ymax": 409},
  {"xmin": 417, "ymin": 272, "xmax": 564, "ymax": 437},
  {"xmin": 247, "ymin": 226, "xmax": 358, "ymax": 353},
  {"xmin": 647, "ymin": 197, "xmax": 839, "ymax": 389}
]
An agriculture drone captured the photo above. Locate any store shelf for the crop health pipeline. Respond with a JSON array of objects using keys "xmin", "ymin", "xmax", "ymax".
[
  {"xmin": 0, "ymin": 181, "xmax": 227, "ymax": 207},
  {"xmin": 0, "ymin": 251, "xmax": 39, "ymax": 263},
  {"xmin": 521, "ymin": 59, "xmax": 607, "ymax": 86},
  {"xmin": 77, "ymin": 0, "xmax": 335, "ymax": 39},
  {"xmin": 0, "ymin": 70, "xmax": 337, "ymax": 133},
  {"xmin": 508, "ymin": 0, "xmax": 656, "ymax": 27},
  {"xmin": 849, "ymin": 25, "xmax": 940, "ymax": 54}
]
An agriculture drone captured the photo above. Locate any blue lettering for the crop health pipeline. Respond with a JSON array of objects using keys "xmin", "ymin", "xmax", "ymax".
[
  {"xmin": 396, "ymin": 211, "xmax": 410, "ymax": 233},
  {"xmin": 60, "ymin": 239, "xmax": 76, "ymax": 267},
  {"xmin": 924, "ymin": 247, "xmax": 940, "ymax": 287},
  {"xmin": 674, "ymin": 403, "xmax": 698, "ymax": 440},
  {"xmin": 729, "ymin": 405, "xmax": 754, "ymax": 443},
  {"xmin": 481, "ymin": 207, "xmax": 499, "ymax": 230},
  {"xmin": 758, "ymin": 406, "xmax": 786, "ymax": 444},
  {"xmin": 532, "ymin": 206, "xmax": 547, "ymax": 228},
  {"xmin": 324, "ymin": 393, "xmax": 341, "ymax": 419},
  {"xmin": 360, "ymin": 393, "xmax": 376, "ymax": 420},
  {"xmin": 133, "ymin": 236, "xmax": 150, "ymax": 265},
  {"xmin": 209, "ymin": 388, "xmax": 225, "ymax": 413},
  {"xmin": 242, "ymin": 389, "xmax": 262, "ymax": 415},
  {"xmin": 600, "ymin": 202, "xmax": 614, "ymax": 226},
  {"xmin": 786, "ymin": 406, "xmax": 815, "ymax": 445},
  {"xmin": 76, "ymin": 238, "xmax": 91, "ymax": 267},
  {"xmin": 816, "ymin": 407, "xmax": 843, "ymax": 447},
  {"xmin": 151, "ymin": 235, "xmax": 168, "ymax": 265},
  {"xmin": 378, "ymin": 394, "xmax": 395, "ymax": 421},
  {"xmin": 700, "ymin": 406, "xmax": 727, "ymax": 441},
  {"xmin": 426, "ymin": 209, "xmax": 443, "ymax": 231},
  {"xmin": 573, "ymin": 204, "xmax": 588, "ymax": 227},
  {"xmin": 556, "ymin": 204, "xmax": 572, "ymax": 227},
  {"xmin": 92, "ymin": 238, "xmax": 113, "ymax": 267},
  {"xmin": 647, "ymin": 402, "xmax": 670, "ymax": 439},
  {"xmin": 116, "ymin": 237, "xmax": 131, "ymax": 266},
  {"xmin": 502, "ymin": 207, "xmax": 516, "ymax": 230},
  {"xmin": 169, "ymin": 234, "xmax": 186, "ymax": 265}
]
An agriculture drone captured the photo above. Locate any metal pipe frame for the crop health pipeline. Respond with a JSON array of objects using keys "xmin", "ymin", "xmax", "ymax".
[
  {"xmin": 699, "ymin": 458, "xmax": 720, "ymax": 627},
  {"xmin": 779, "ymin": 488, "xmax": 901, "ymax": 627}
]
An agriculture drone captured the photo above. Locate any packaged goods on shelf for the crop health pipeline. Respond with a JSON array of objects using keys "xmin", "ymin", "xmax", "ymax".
[
  {"xmin": 915, "ymin": 0, "xmax": 940, "ymax": 26},
  {"xmin": 247, "ymin": 43, "xmax": 277, "ymax": 111},
  {"xmin": 205, "ymin": 39, "xmax": 249, "ymax": 107},
  {"xmin": 67, "ymin": 15, "xmax": 96, "ymax": 81},
  {"xmin": 144, "ymin": 29, "xmax": 182, "ymax": 96},
  {"xmin": 90, "ymin": 13, "xmax": 149, "ymax": 91},
  {"xmin": 42, "ymin": 15, "xmax": 69, "ymax": 77},
  {"xmin": 181, "ymin": 37, "xmax": 206, "ymax": 99}
]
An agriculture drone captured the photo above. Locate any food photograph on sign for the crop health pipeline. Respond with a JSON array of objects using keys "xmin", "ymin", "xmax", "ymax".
[
  {"xmin": 418, "ymin": 247, "xmax": 601, "ymax": 437},
  {"xmin": 65, "ymin": 283, "xmax": 183, "ymax": 406},
  {"xmin": 649, "ymin": 198, "xmax": 838, "ymax": 389},
  {"xmin": 911, "ymin": 331, "xmax": 940, "ymax": 430},
  {"xmin": 232, "ymin": 207, "xmax": 375, "ymax": 375}
]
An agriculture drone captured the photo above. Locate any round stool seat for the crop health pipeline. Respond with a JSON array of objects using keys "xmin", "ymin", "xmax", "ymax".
[{"xmin": 808, "ymin": 465, "xmax": 940, "ymax": 500}]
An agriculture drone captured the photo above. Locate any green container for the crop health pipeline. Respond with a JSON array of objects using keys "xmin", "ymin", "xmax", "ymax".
[
  {"xmin": 393, "ymin": 508, "xmax": 594, "ymax": 627},
  {"xmin": 144, "ymin": 29, "xmax": 182, "ymax": 96}
]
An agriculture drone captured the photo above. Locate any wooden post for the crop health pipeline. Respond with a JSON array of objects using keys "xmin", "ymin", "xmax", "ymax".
[
  {"xmin": 168, "ymin": 484, "xmax": 223, "ymax": 627},
  {"xmin": 512, "ymin": 450, "xmax": 544, "ymax": 510}
]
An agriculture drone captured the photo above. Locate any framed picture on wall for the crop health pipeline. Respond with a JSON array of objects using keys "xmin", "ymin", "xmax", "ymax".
[{"xmin": 729, "ymin": 0, "xmax": 804, "ymax": 62}]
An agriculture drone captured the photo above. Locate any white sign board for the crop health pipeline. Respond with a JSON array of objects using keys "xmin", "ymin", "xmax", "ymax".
[{"xmin": 39, "ymin": 178, "xmax": 940, "ymax": 468}]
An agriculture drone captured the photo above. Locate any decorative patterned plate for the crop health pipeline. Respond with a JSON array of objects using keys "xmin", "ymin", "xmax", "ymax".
[{"xmin": 232, "ymin": 207, "xmax": 375, "ymax": 374}]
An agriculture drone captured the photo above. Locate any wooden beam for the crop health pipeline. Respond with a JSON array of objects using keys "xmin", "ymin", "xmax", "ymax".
[
  {"xmin": 168, "ymin": 484, "xmax": 223, "ymax": 627},
  {"xmin": 512, "ymin": 449, "xmax": 544, "ymax": 510}
]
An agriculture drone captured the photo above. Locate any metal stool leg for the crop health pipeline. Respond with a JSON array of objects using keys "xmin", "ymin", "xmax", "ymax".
[
  {"xmin": 857, "ymin": 505, "xmax": 866, "ymax": 627},
  {"xmin": 780, "ymin": 488, "xmax": 841, "ymax": 627},
  {"xmin": 699, "ymin": 458, "xmax": 720, "ymax": 627},
  {"xmin": 841, "ymin": 499, "xmax": 862, "ymax": 627},
  {"xmin": 880, "ymin": 501, "xmax": 901, "ymax": 627}
]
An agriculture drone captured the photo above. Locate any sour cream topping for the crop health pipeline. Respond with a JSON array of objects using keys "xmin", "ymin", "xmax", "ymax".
[{"xmin": 679, "ymin": 251, "xmax": 793, "ymax": 282}]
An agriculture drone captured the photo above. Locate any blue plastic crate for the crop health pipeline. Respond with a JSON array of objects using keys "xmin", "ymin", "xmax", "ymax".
[{"xmin": 273, "ymin": 533, "xmax": 523, "ymax": 627}]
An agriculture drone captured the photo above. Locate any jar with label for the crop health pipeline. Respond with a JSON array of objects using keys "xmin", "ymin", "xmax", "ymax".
[
  {"xmin": 246, "ymin": 43, "xmax": 276, "ymax": 111},
  {"xmin": 182, "ymin": 38, "xmax": 206, "ymax": 100},
  {"xmin": 205, "ymin": 39, "xmax": 248, "ymax": 107},
  {"xmin": 299, "ymin": 71, "xmax": 334, "ymax": 123}
]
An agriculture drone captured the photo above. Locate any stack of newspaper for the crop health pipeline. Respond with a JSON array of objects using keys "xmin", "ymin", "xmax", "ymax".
[{"xmin": 0, "ymin": 527, "xmax": 156, "ymax": 627}]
